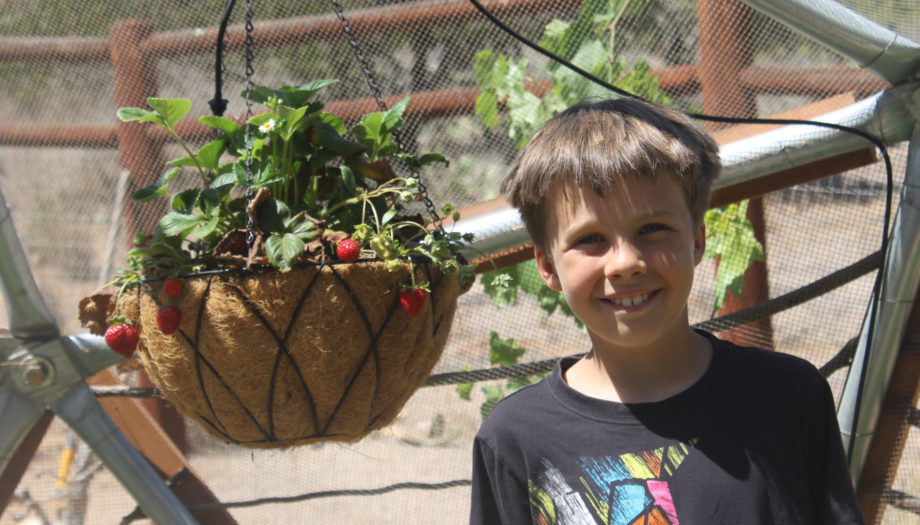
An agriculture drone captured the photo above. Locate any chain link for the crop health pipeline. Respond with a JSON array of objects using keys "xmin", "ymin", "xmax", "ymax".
[
  {"xmin": 329, "ymin": 0, "xmax": 446, "ymax": 235},
  {"xmin": 243, "ymin": 0, "xmax": 256, "ymax": 259}
]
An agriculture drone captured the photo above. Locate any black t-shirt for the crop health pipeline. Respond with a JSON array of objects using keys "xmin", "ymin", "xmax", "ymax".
[{"xmin": 470, "ymin": 331, "xmax": 864, "ymax": 524}]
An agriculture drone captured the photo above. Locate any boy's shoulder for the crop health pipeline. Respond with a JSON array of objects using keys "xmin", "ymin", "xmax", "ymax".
[
  {"xmin": 474, "ymin": 359, "xmax": 568, "ymax": 442},
  {"xmin": 708, "ymin": 333, "xmax": 826, "ymax": 390}
]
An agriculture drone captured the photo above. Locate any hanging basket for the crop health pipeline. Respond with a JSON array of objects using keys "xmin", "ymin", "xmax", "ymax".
[{"xmin": 116, "ymin": 260, "xmax": 462, "ymax": 448}]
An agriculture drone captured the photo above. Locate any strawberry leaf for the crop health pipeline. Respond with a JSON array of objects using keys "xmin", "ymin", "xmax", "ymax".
[
  {"xmin": 265, "ymin": 233, "xmax": 304, "ymax": 270},
  {"xmin": 199, "ymin": 115, "xmax": 239, "ymax": 135},
  {"xmin": 146, "ymin": 98, "xmax": 191, "ymax": 129},
  {"xmin": 160, "ymin": 211, "xmax": 204, "ymax": 236}
]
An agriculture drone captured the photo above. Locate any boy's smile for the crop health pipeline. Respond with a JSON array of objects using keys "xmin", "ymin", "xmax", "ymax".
[{"xmin": 535, "ymin": 175, "xmax": 705, "ymax": 357}]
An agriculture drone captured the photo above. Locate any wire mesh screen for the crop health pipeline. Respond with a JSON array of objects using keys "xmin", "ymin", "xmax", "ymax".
[{"xmin": 1, "ymin": 0, "xmax": 918, "ymax": 523}]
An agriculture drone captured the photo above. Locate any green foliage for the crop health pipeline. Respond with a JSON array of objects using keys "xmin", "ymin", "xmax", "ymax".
[
  {"xmin": 457, "ymin": 331, "xmax": 546, "ymax": 418},
  {"xmin": 481, "ymin": 260, "xmax": 582, "ymax": 328},
  {"xmin": 112, "ymin": 81, "xmax": 473, "ymax": 287},
  {"xmin": 703, "ymin": 201, "xmax": 765, "ymax": 314},
  {"xmin": 473, "ymin": 0, "xmax": 668, "ymax": 149}
]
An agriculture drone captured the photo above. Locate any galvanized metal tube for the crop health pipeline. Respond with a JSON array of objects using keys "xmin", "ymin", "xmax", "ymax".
[
  {"xmin": 0, "ymin": 387, "xmax": 45, "ymax": 475},
  {"xmin": 49, "ymin": 384, "xmax": 199, "ymax": 525},
  {"xmin": 839, "ymin": 127, "xmax": 920, "ymax": 482},
  {"xmin": 743, "ymin": 0, "xmax": 920, "ymax": 85},
  {"xmin": 0, "ymin": 189, "xmax": 59, "ymax": 340},
  {"xmin": 460, "ymin": 87, "xmax": 917, "ymax": 257}
]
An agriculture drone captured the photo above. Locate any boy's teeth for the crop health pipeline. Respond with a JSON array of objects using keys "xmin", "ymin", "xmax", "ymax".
[{"xmin": 612, "ymin": 293, "xmax": 649, "ymax": 307}]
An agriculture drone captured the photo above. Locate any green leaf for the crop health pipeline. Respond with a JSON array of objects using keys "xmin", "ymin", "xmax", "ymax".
[
  {"xmin": 171, "ymin": 189, "xmax": 199, "ymax": 212},
  {"xmin": 705, "ymin": 201, "xmax": 765, "ymax": 313},
  {"xmin": 131, "ymin": 183, "xmax": 168, "ymax": 202},
  {"xmin": 116, "ymin": 107, "xmax": 162, "ymax": 125},
  {"xmin": 159, "ymin": 211, "xmax": 204, "ymax": 236},
  {"xmin": 255, "ymin": 199, "xmax": 289, "ymax": 234},
  {"xmin": 382, "ymin": 97, "xmax": 409, "ymax": 133},
  {"xmin": 474, "ymin": 91, "xmax": 500, "ymax": 130},
  {"xmin": 489, "ymin": 331, "xmax": 525, "ymax": 367},
  {"xmin": 196, "ymin": 213, "xmax": 221, "ymax": 239},
  {"xmin": 353, "ymin": 112, "xmax": 384, "ymax": 148},
  {"xmin": 340, "ymin": 165, "xmax": 358, "ymax": 196},
  {"xmin": 480, "ymin": 384, "xmax": 506, "ymax": 418},
  {"xmin": 419, "ymin": 152, "xmax": 448, "ymax": 166},
  {"xmin": 481, "ymin": 269, "xmax": 517, "ymax": 308},
  {"xmin": 210, "ymin": 170, "xmax": 237, "ymax": 190},
  {"xmin": 310, "ymin": 122, "xmax": 365, "ymax": 156},
  {"xmin": 195, "ymin": 138, "xmax": 226, "ymax": 171},
  {"xmin": 199, "ymin": 115, "xmax": 239, "ymax": 135},
  {"xmin": 265, "ymin": 233, "xmax": 304, "ymax": 270},
  {"xmin": 199, "ymin": 188, "xmax": 223, "ymax": 215},
  {"xmin": 456, "ymin": 382, "xmax": 473, "ymax": 401},
  {"xmin": 166, "ymin": 156, "xmax": 198, "ymax": 168},
  {"xmin": 278, "ymin": 104, "xmax": 310, "ymax": 140},
  {"xmin": 286, "ymin": 213, "xmax": 319, "ymax": 240},
  {"xmin": 146, "ymin": 98, "xmax": 191, "ymax": 129},
  {"xmin": 381, "ymin": 209, "xmax": 398, "ymax": 226}
]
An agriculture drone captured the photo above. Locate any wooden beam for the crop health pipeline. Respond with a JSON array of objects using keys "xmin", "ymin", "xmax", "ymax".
[{"xmin": 0, "ymin": 410, "xmax": 53, "ymax": 516}]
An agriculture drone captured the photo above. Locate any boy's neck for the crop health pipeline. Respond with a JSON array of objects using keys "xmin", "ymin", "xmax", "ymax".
[{"xmin": 564, "ymin": 327, "xmax": 712, "ymax": 404}]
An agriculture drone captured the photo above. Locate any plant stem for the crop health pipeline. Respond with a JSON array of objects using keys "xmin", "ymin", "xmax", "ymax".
[{"xmin": 168, "ymin": 127, "xmax": 210, "ymax": 187}]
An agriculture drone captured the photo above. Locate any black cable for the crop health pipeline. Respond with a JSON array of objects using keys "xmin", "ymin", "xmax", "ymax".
[
  {"xmin": 464, "ymin": 0, "xmax": 895, "ymax": 462},
  {"xmin": 209, "ymin": 0, "xmax": 236, "ymax": 117}
]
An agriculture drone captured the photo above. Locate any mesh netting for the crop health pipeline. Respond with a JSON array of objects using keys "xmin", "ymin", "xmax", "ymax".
[{"xmin": 1, "ymin": 1, "xmax": 918, "ymax": 524}]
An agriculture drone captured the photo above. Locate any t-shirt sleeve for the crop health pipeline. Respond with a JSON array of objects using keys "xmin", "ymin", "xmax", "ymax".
[
  {"xmin": 806, "ymin": 373, "xmax": 866, "ymax": 524},
  {"xmin": 470, "ymin": 433, "xmax": 532, "ymax": 525}
]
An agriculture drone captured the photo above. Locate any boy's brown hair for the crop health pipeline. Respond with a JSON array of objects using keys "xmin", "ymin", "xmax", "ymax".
[{"xmin": 501, "ymin": 98, "xmax": 721, "ymax": 250}]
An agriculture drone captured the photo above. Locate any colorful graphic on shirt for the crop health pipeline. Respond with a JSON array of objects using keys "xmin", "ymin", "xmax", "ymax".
[{"xmin": 529, "ymin": 439, "xmax": 697, "ymax": 525}]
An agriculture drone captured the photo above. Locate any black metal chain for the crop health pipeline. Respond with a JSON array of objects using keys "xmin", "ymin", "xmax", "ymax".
[
  {"xmin": 243, "ymin": 0, "xmax": 256, "ymax": 259},
  {"xmin": 329, "ymin": 0, "xmax": 446, "ymax": 234}
]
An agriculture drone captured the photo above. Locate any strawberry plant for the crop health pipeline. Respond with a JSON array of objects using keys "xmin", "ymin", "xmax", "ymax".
[{"xmin": 111, "ymin": 80, "xmax": 474, "ymax": 290}]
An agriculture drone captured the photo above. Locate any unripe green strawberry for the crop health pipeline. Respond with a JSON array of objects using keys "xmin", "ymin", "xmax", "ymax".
[
  {"xmin": 104, "ymin": 323, "xmax": 139, "ymax": 357},
  {"xmin": 163, "ymin": 278, "xmax": 183, "ymax": 297},
  {"xmin": 399, "ymin": 288, "xmax": 427, "ymax": 318},
  {"xmin": 156, "ymin": 305, "xmax": 182, "ymax": 335},
  {"xmin": 336, "ymin": 239, "xmax": 361, "ymax": 263}
]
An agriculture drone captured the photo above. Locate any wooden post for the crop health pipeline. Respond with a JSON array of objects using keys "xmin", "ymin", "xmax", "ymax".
[
  {"xmin": 0, "ymin": 411, "xmax": 54, "ymax": 516},
  {"xmin": 108, "ymin": 19, "xmax": 187, "ymax": 454},
  {"xmin": 697, "ymin": 0, "xmax": 775, "ymax": 349}
]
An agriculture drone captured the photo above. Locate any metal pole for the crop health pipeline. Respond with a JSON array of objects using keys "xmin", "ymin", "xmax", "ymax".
[
  {"xmin": 49, "ymin": 385, "xmax": 200, "ymax": 525},
  {"xmin": 742, "ymin": 0, "xmax": 920, "ymax": 85},
  {"xmin": 459, "ymin": 87, "xmax": 918, "ymax": 259},
  {"xmin": 839, "ymin": 126, "xmax": 920, "ymax": 482},
  {"xmin": 0, "ymin": 190, "xmax": 58, "ymax": 340}
]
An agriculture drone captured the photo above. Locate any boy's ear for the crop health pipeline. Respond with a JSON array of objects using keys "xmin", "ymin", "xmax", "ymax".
[
  {"xmin": 693, "ymin": 221, "xmax": 706, "ymax": 265},
  {"xmin": 534, "ymin": 245, "xmax": 562, "ymax": 291}
]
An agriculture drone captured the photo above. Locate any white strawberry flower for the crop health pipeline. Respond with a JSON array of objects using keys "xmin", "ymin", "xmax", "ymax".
[{"xmin": 259, "ymin": 118, "xmax": 276, "ymax": 134}]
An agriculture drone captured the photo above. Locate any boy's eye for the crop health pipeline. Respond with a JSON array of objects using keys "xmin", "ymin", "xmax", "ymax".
[
  {"xmin": 639, "ymin": 223, "xmax": 669, "ymax": 235},
  {"xmin": 575, "ymin": 234, "xmax": 603, "ymax": 246}
]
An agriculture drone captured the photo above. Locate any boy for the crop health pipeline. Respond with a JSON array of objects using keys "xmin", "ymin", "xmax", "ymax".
[{"xmin": 470, "ymin": 98, "xmax": 864, "ymax": 524}]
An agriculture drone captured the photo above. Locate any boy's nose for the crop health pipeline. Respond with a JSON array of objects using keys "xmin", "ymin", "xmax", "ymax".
[{"xmin": 605, "ymin": 242, "xmax": 647, "ymax": 280}]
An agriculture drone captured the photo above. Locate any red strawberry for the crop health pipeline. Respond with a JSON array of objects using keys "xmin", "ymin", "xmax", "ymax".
[
  {"xmin": 104, "ymin": 323, "xmax": 139, "ymax": 357},
  {"xmin": 399, "ymin": 288, "xmax": 428, "ymax": 318},
  {"xmin": 163, "ymin": 278, "xmax": 183, "ymax": 297},
  {"xmin": 156, "ymin": 304, "xmax": 182, "ymax": 335},
  {"xmin": 337, "ymin": 239, "xmax": 361, "ymax": 263}
]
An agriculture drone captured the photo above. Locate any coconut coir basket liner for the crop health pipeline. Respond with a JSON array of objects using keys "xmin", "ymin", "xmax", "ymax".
[{"xmin": 118, "ymin": 260, "xmax": 461, "ymax": 448}]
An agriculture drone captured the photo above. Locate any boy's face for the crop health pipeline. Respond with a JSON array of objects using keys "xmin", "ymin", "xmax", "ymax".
[{"xmin": 534, "ymin": 175, "xmax": 705, "ymax": 353}]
